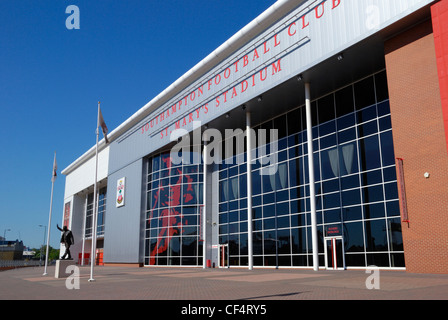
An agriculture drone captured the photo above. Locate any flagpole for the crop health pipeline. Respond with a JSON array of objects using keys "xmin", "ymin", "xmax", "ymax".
[
  {"xmin": 43, "ymin": 152, "xmax": 56, "ymax": 276},
  {"xmin": 89, "ymin": 102, "xmax": 100, "ymax": 282}
]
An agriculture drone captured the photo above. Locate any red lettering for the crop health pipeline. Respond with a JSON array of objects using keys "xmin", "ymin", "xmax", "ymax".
[
  {"xmin": 208, "ymin": 79, "xmax": 213, "ymax": 91},
  {"xmin": 204, "ymin": 103, "xmax": 209, "ymax": 114},
  {"xmin": 215, "ymin": 96, "xmax": 220, "ymax": 107},
  {"xmin": 224, "ymin": 68, "xmax": 231, "ymax": 79},
  {"xmin": 183, "ymin": 96, "xmax": 188, "ymax": 106},
  {"xmin": 251, "ymin": 74, "xmax": 256, "ymax": 87},
  {"xmin": 241, "ymin": 80, "xmax": 248, "ymax": 93},
  {"xmin": 272, "ymin": 59, "xmax": 282, "ymax": 75},
  {"xmin": 332, "ymin": 0, "xmax": 341, "ymax": 9},
  {"xmin": 234, "ymin": 60, "xmax": 239, "ymax": 73},
  {"xmin": 160, "ymin": 113, "xmax": 165, "ymax": 121},
  {"xmin": 263, "ymin": 41, "xmax": 270, "ymax": 54},
  {"xmin": 315, "ymin": 3, "xmax": 325, "ymax": 19},
  {"xmin": 260, "ymin": 68, "xmax": 268, "ymax": 81},
  {"xmin": 253, "ymin": 48, "xmax": 259, "ymax": 61},
  {"xmin": 196, "ymin": 108, "xmax": 200, "ymax": 118},
  {"xmin": 171, "ymin": 104, "xmax": 177, "ymax": 114},
  {"xmin": 301, "ymin": 15, "xmax": 309, "ymax": 29},
  {"xmin": 243, "ymin": 55, "xmax": 249, "ymax": 67},
  {"xmin": 274, "ymin": 34, "xmax": 280, "ymax": 47},
  {"xmin": 189, "ymin": 113, "xmax": 194, "ymax": 123},
  {"xmin": 231, "ymin": 87, "xmax": 237, "ymax": 99},
  {"xmin": 190, "ymin": 91, "xmax": 195, "ymax": 101},
  {"xmin": 215, "ymin": 74, "xmax": 221, "ymax": 85},
  {"xmin": 223, "ymin": 91, "xmax": 228, "ymax": 103},
  {"xmin": 150, "ymin": 120, "xmax": 154, "ymax": 128},
  {"xmin": 288, "ymin": 22, "xmax": 296, "ymax": 36},
  {"xmin": 175, "ymin": 121, "xmax": 181, "ymax": 130},
  {"xmin": 198, "ymin": 85, "xmax": 203, "ymax": 97}
]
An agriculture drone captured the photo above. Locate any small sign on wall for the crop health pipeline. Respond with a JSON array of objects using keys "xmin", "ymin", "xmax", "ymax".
[{"xmin": 116, "ymin": 177, "xmax": 125, "ymax": 208}]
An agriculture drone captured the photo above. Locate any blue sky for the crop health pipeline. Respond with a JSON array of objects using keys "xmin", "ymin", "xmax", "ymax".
[{"xmin": 0, "ymin": 0, "xmax": 276, "ymax": 249}]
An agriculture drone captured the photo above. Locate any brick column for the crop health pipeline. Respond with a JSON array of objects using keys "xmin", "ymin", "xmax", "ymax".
[{"xmin": 384, "ymin": 19, "xmax": 448, "ymax": 274}]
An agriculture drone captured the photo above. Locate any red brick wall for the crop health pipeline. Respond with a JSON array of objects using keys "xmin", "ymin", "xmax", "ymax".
[{"xmin": 385, "ymin": 18, "xmax": 448, "ymax": 274}]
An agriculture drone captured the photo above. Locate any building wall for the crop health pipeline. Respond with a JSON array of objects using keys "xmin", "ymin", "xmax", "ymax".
[
  {"xmin": 103, "ymin": 159, "xmax": 144, "ymax": 266},
  {"xmin": 385, "ymin": 18, "xmax": 448, "ymax": 273}
]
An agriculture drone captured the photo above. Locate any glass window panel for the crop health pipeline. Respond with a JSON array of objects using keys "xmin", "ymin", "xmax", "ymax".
[
  {"xmin": 377, "ymin": 101, "xmax": 391, "ymax": 117},
  {"xmin": 359, "ymin": 135, "xmax": 381, "ymax": 172},
  {"xmin": 364, "ymin": 203, "xmax": 386, "ymax": 219},
  {"xmin": 322, "ymin": 178, "xmax": 339, "ymax": 193},
  {"xmin": 277, "ymin": 229, "xmax": 291, "ymax": 254},
  {"xmin": 354, "ymin": 76, "xmax": 376, "ymax": 110},
  {"xmin": 358, "ymin": 120, "xmax": 378, "ymax": 138},
  {"xmin": 357, "ymin": 105, "xmax": 377, "ymax": 124},
  {"xmin": 287, "ymin": 109, "xmax": 302, "ymax": 135},
  {"xmin": 318, "ymin": 93, "xmax": 335, "ymax": 123},
  {"xmin": 344, "ymin": 221, "xmax": 365, "ymax": 252},
  {"xmin": 388, "ymin": 217, "xmax": 404, "ymax": 251},
  {"xmin": 277, "ymin": 216, "xmax": 290, "ymax": 229},
  {"xmin": 365, "ymin": 219, "xmax": 388, "ymax": 252},
  {"xmin": 319, "ymin": 121, "xmax": 336, "ymax": 137},
  {"xmin": 384, "ymin": 182, "xmax": 399, "ymax": 200},
  {"xmin": 323, "ymin": 193, "xmax": 341, "ymax": 209},
  {"xmin": 263, "ymin": 204, "xmax": 276, "ymax": 218},
  {"xmin": 338, "ymin": 127, "xmax": 356, "ymax": 144},
  {"xmin": 383, "ymin": 167, "xmax": 397, "ymax": 182},
  {"xmin": 342, "ymin": 189, "xmax": 361, "ymax": 206},
  {"xmin": 342, "ymin": 205, "xmax": 362, "ymax": 221},
  {"xmin": 274, "ymin": 115, "xmax": 287, "ymax": 140},
  {"xmin": 379, "ymin": 116, "xmax": 392, "ymax": 132},
  {"xmin": 362, "ymin": 185, "xmax": 384, "ymax": 203},
  {"xmin": 253, "ymin": 207, "xmax": 263, "ymax": 219},
  {"xmin": 324, "ymin": 209, "xmax": 342, "ymax": 223},
  {"xmin": 361, "ymin": 169, "xmax": 382, "ymax": 186},
  {"xmin": 335, "ymin": 85, "xmax": 355, "ymax": 118},
  {"xmin": 380, "ymin": 131, "xmax": 396, "ymax": 167},
  {"xmin": 367, "ymin": 253, "xmax": 390, "ymax": 267},
  {"xmin": 375, "ymin": 71, "xmax": 389, "ymax": 103},
  {"xmin": 386, "ymin": 201, "xmax": 400, "ymax": 217},
  {"xmin": 320, "ymin": 134, "xmax": 337, "ymax": 149},
  {"xmin": 291, "ymin": 213, "xmax": 306, "ymax": 227}
]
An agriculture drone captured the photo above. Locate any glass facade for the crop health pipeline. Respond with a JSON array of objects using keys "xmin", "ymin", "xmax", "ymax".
[
  {"xmin": 218, "ymin": 70, "xmax": 405, "ymax": 269},
  {"xmin": 144, "ymin": 149, "xmax": 204, "ymax": 266},
  {"xmin": 85, "ymin": 187, "xmax": 107, "ymax": 238}
]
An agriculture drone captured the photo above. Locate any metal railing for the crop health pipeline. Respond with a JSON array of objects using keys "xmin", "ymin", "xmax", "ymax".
[{"xmin": 0, "ymin": 260, "xmax": 54, "ymax": 270}]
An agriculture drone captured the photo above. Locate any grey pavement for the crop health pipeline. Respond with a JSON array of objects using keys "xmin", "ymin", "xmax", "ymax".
[{"xmin": 1, "ymin": 265, "xmax": 448, "ymax": 301}]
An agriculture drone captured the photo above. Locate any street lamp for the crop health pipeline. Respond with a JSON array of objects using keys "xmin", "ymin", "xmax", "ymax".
[{"xmin": 38, "ymin": 225, "xmax": 46, "ymax": 266}]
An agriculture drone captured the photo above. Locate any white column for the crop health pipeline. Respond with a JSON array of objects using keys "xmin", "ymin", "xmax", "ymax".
[
  {"xmin": 202, "ymin": 141, "xmax": 208, "ymax": 269},
  {"xmin": 246, "ymin": 111, "xmax": 253, "ymax": 270},
  {"xmin": 305, "ymin": 82, "xmax": 319, "ymax": 271}
]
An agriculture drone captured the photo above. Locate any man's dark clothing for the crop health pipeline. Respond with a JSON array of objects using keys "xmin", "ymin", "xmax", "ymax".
[{"xmin": 57, "ymin": 225, "xmax": 74, "ymax": 260}]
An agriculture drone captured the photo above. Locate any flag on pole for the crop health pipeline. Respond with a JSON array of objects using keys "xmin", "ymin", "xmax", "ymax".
[
  {"xmin": 98, "ymin": 102, "xmax": 109, "ymax": 144},
  {"xmin": 51, "ymin": 152, "xmax": 57, "ymax": 182}
]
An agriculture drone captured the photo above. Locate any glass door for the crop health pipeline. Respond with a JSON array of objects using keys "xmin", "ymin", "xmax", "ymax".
[{"xmin": 324, "ymin": 236, "xmax": 345, "ymax": 270}]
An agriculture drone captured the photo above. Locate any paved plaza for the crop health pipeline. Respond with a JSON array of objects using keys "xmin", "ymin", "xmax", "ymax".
[{"xmin": 1, "ymin": 265, "xmax": 448, "ymax": 301}]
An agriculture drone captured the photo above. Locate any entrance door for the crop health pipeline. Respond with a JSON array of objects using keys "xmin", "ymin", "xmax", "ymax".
[
  {"xmin": 219, "ymin": 244, "xmax": 229, "ymax": 268},
  {"xmin": 324, "ymin": 237, "xmax": 345, "ymax": 270}
]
